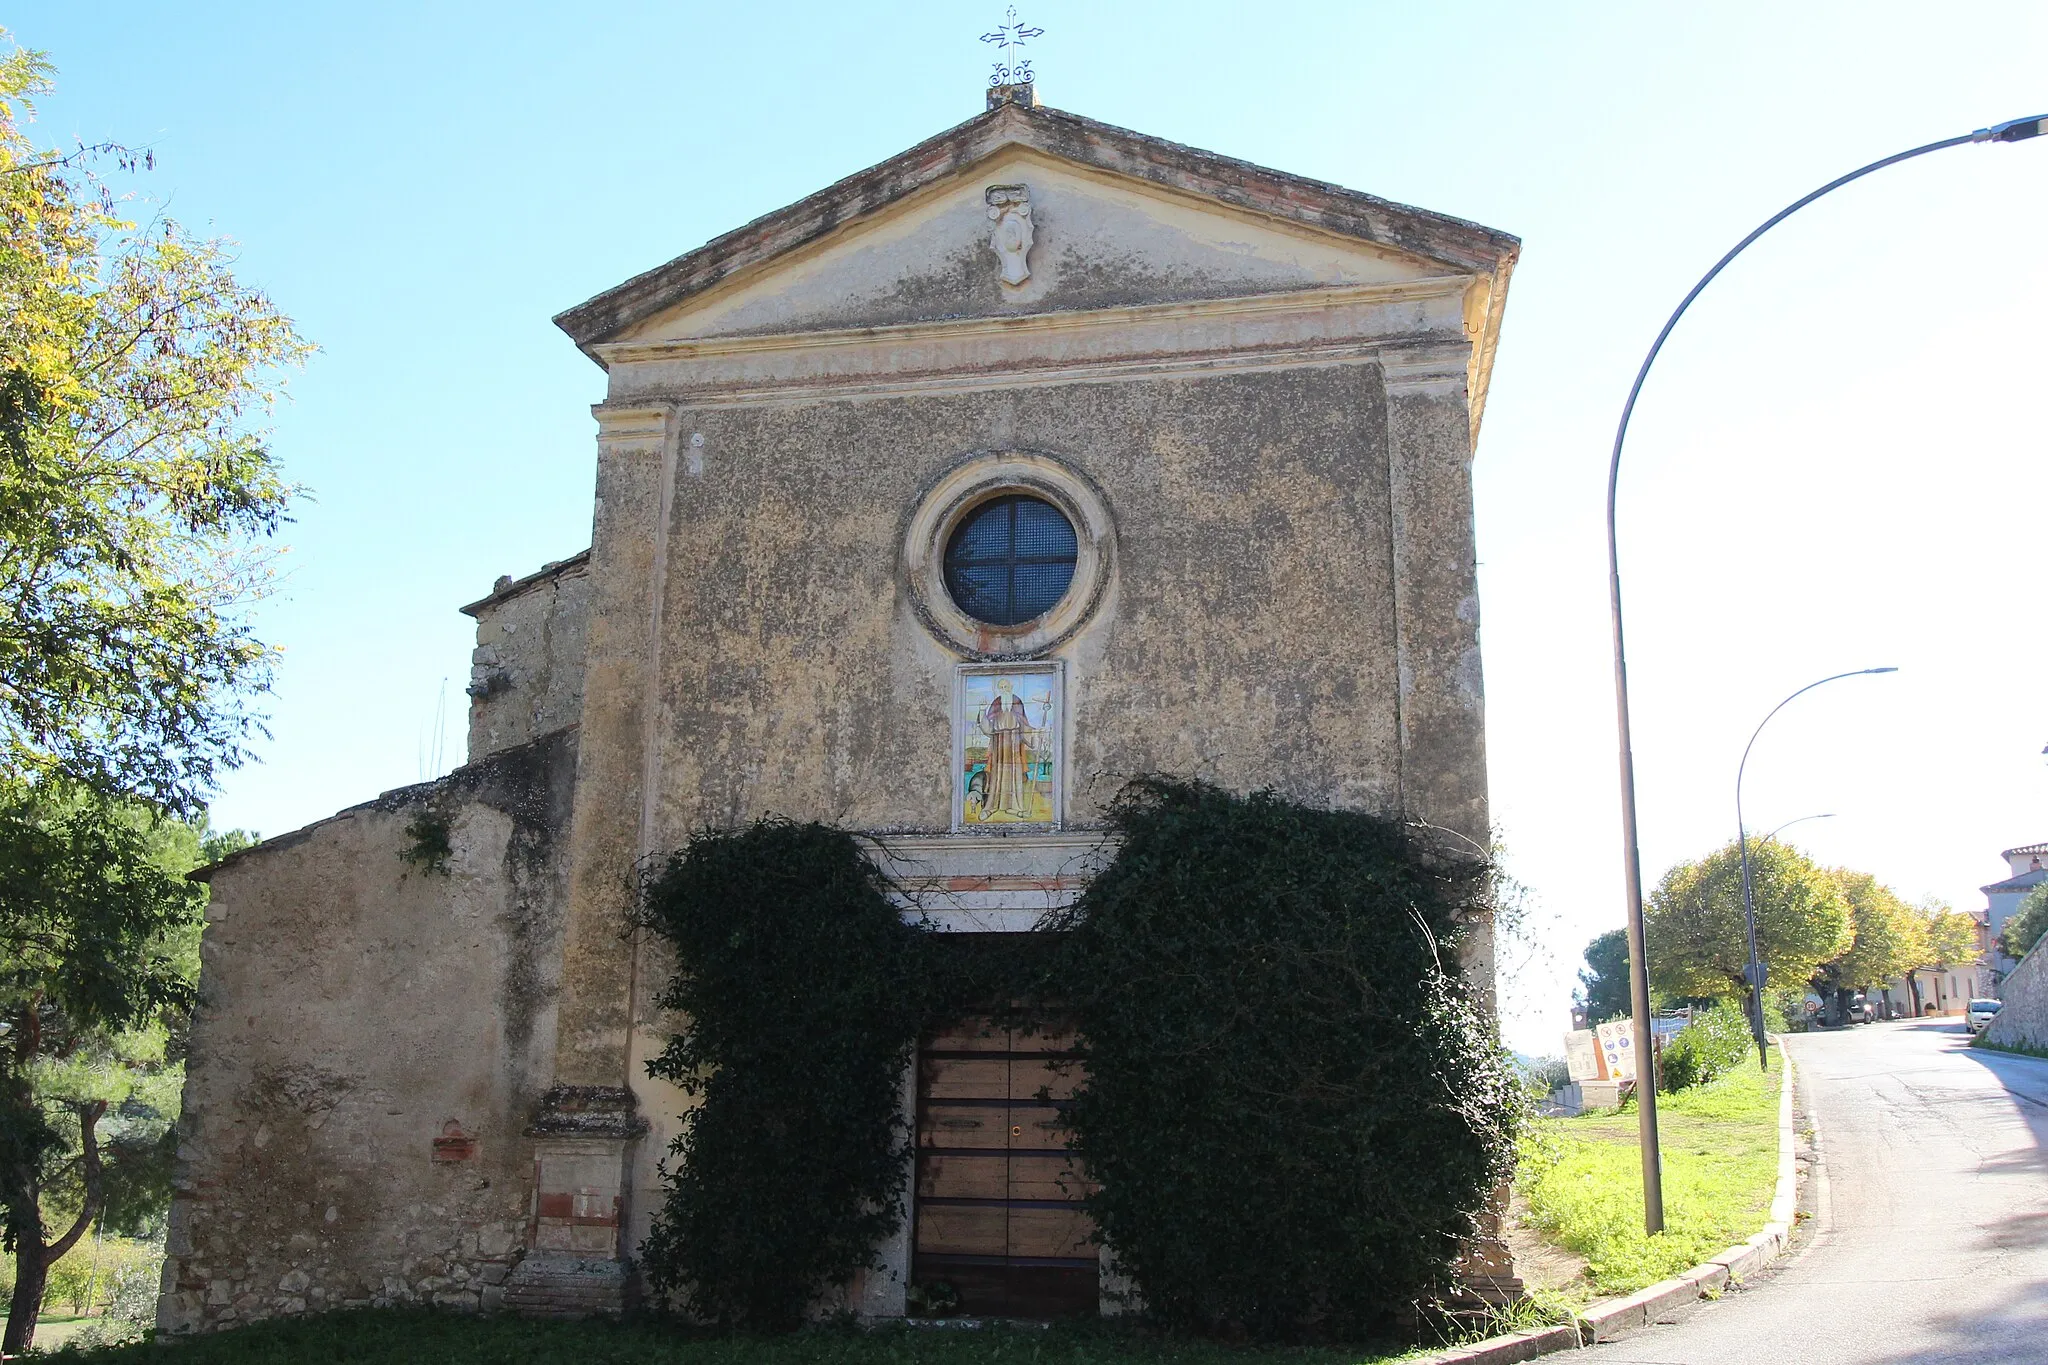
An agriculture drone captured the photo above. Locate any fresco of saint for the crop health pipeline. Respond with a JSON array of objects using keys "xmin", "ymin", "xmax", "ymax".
[{"xmin": 959, "ymin": 669, "xmax": 1059, "ymax": 826}]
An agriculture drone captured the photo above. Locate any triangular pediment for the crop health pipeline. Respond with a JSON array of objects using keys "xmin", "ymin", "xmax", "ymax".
[
  {"xmin": 556, "ymin": 100, "xmax": 1518, "ymax": 352},
  {"xmin": 604, "ymin": 145, "xmax": 1457, "ymax": 345}
]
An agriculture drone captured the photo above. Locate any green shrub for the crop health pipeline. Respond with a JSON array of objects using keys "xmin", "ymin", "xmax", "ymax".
[
  {"xmin": 1659, "ymin": 1001, "xmax": 1753, "ymax": 1091},
  {"xmin": 1999, "ymin": 883, "xmax": 2048, "ymax": 961},
  {"xmin": 1044, "ymin": 779, "xmax": 1521, "ymax": 1339},
  {"xmin": 47, "ymin": 1238, "xmax": 102, "ymax": 1315},
  {"xmin": 396, "ymin": 808, "xmax": 452, "ymax": 875},
  {"xmin": 9, "ymin": 1233, "xmax": 161, "ymax": 1323},
  {"xmin": 1761, "ymin": 987, "xmax": 1797, "ymax": 1033},
  {"xmin": 65, "ymin": 1236, "xmax": 164, "ymax": 1348},
  {"xmin": 1520, "ymin": 1054, "xmax": 1571, "ymax": 1098},
  {"xmin": 635, "ymin": 820, "xmax": 933, "ymax": 1330}
]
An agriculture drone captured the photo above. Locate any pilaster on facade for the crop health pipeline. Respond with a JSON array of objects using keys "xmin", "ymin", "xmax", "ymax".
[
  {"xmin": 1382, "ymin": 342, "xmax": 1488, "ymax": 850},
  {"xmin": 551, "ymin": 405, "xmax": 676, "ymax": 1089}
]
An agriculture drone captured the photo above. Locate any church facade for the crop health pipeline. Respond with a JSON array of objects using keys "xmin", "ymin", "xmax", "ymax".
[{"xmin": 158, "ymin": 85, "xmax": 1519, "ymax": 1331}]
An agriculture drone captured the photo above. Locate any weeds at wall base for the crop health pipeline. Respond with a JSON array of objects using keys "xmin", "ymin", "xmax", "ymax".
[
  {"xmin": 34, "ymin": 1308, "xmax": 1432, "ymax": 1364},
  {"xmin": 1970, "ymin": 1034, "xmax": 2048, "ymax": 1060}
]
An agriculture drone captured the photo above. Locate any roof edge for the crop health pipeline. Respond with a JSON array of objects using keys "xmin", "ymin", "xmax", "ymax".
[
  {"xmin": 190, "ymin": 725, "xmax": 583, "ymax": 882},
  {"xmin": 459, "ymin": 549, "xmax": 592, "ymax": 618},
  {"xmin": 553, "ymin": 101, "xmax": 1520, "ymax": 355}
]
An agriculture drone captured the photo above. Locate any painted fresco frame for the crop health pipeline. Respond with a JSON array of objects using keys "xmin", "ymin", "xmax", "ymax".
[{"xmin": 952, "ymin": 661, "xmax": 1065, "ymax": 832}]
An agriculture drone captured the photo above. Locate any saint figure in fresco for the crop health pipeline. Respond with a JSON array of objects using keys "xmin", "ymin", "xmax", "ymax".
[{"xmin": 982, "ymin": 678, "xmax": 1034, "ymax": 817}]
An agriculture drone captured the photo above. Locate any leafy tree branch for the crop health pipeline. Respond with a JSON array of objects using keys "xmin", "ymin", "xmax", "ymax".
[{"xmin": 0, "ymin": 27, "xmax": 290, "ymax": 1351}]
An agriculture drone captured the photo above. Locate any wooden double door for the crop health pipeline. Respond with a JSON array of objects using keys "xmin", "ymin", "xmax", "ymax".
[{"xmin": 913, "ymin": 1017, "xmax": 1097, "ymax": 1317}]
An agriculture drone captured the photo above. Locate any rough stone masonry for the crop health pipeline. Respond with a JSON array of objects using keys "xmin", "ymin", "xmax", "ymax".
[{"xmin": 159, "ymin": 83, "xmax": 1521, "ymax": 1331}]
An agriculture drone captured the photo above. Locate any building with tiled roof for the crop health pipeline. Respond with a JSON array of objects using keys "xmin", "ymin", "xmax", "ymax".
[{"xmin": 1984, "ymin": 842, "xmax": 2048, "ymax": 977}]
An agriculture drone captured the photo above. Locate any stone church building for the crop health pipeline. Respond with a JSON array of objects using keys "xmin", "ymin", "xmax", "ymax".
[{"xmin": 158, "ymin": 85, "xmax": 1519, "ymax": 1331}]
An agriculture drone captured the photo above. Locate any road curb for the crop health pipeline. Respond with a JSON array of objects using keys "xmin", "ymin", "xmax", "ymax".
[
  {"xmin": 1413, "ymin": 1324, "xmax": 1585, "ymax": 1364},
  {"xmin": 1412, "ymin": 1041, "xmax": 1801, "ymax": 1365}
]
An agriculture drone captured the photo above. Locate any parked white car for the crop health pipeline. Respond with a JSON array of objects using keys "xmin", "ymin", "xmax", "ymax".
[{"xmin": 1967, "ymin": 999, "xmax": 2003, "ymax": 1034}]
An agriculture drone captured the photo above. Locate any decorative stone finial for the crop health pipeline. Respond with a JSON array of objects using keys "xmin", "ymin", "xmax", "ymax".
[{"xmin": 985, "ymin": 185, "xmax": 1034, "ymax": 286}]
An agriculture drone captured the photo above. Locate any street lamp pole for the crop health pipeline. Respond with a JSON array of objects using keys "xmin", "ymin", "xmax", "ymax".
[
  {"xmin": 1736, "ymin": 670, "xmax": 1895, "ymax": 1068},
  {"xmin": 1604, "ymin": 112, "xmax": 2045, "ymax": 1235}
]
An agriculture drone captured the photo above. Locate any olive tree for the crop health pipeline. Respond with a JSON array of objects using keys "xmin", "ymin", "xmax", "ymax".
[
  {"xmin": 1645, "ymin": 840, "xmax": 1852, "ymax": 1003},
  {"xmin": 1810, "ymin": 870, "xmax": 1919, "ymax": 1022}
]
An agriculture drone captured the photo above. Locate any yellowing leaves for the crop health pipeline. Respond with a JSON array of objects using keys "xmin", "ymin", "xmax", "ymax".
[{"xmin": 0, "ymin": 31, "xmax": 310, "ymax": 813}]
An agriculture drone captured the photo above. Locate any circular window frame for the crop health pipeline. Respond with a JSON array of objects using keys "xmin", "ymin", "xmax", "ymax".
[{"xmin": 905, "ymin": 451, "xmax": 1115, "ymax": 659}]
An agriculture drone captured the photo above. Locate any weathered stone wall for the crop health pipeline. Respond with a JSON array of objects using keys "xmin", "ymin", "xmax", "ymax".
[
  {"xmin": 1986, "ymin": 939, "xmax": 2048, "ymax": 1051},
  {"xmin": 157, "ymin": 729, "xmax": 578, "ymax": 1334},
  {"xmin": 586, "ymin": 351, "xmax": 1496, "ymax": 1271},
  {"xmin": 639, "ymin": 363, "xmax": 1408, "ymax": 835},
  {"xmin": 463, "ymin": 554, "xmax": 591, "ymax": 762},
  {"xmin": 552, "ymin": 181, "xmax": 1504, "ymax": 1290}
]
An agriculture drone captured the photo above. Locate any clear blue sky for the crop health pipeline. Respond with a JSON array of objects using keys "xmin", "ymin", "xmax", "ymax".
[{"xmin": 18, "ymin": 2, "xmax": 2048, "ymax": 1049}]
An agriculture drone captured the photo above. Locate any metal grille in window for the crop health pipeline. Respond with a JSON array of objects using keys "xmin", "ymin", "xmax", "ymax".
[{"xmin": 942, "ymin": 495, "xmax": 1079, "ymax": 627}]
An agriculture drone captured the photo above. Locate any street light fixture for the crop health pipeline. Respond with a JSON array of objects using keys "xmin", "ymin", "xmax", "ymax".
[
  {"xmin": 1736, "ymin": 670, "xmax": 1896, "ymax": 1068},
  {"xmin": 1604, "ymin": 112, "xmax": 2045, "ymax": 1235},
  {"xmin": 1759, "ymin": 812, "xmax": 1836, "ymax": 845}
]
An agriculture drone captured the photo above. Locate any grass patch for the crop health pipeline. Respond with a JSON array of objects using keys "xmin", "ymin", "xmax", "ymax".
[
  {"xmin": 1517, "ymin": 1050, "xmax": 1782, "ymax": 1299},
  {"xmin": 11, "ymin": 1309, "xmax": 1442, "ymax": 1364}
]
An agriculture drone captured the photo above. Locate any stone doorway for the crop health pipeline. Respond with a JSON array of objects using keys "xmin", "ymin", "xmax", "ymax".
[{"xmin": 912, "ymin": 1016, "xmax": 1096, "ymax": 1317}]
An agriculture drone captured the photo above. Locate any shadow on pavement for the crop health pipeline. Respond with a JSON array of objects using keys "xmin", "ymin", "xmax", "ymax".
[
  {"xmin": 1951, "ymin": 1035, "xmax": 2048, "ymax": 1109},
  {"xmin": 1865, "ymin": 1031, "xmax": 2048, "ymax": 1362},
  {"xmin": 1976, "ymin": 1207, "xmax": 2048, "ymax": 1253},
  {"xmin": 1856, "ymin": 1276, "xmax": 2048, "ymax": 1365}
]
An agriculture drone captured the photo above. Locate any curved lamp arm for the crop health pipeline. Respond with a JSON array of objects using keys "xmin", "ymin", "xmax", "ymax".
[
  {"xmin": 1734, "ymin": 668, "xmax": 1895, "ymax": 1066},
  {"xmin": 1602, "ymin": 111, "xmax": 2044, "ymax": 1236},
  {"xmin": 1607, "ymin": 115, "xmax": 2045, "ymax": 536},
  {"xmin": 1735, "ymin": 669, "xmax": 1898, "ymax": 843},
  {"xmin": 1759, "ymin": 812, "xmax": 1836, "ymax": 845}
]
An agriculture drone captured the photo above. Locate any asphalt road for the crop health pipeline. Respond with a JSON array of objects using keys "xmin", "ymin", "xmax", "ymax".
[{"xmin": 1580, "ymin": 1018, "xmax": 2048, "ymax": 1365}]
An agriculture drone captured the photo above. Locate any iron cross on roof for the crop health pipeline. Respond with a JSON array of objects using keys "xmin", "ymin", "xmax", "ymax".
[{"xmin": 981, "ymin": 6, "xmax": 1044, "ymax": 88}]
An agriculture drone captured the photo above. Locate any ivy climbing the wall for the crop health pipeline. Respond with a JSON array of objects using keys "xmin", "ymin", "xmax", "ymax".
[
  {"xmin": 1043, "ymin": 779, "xmax": 1522, "ymax": 1340},
  {"xmin": 637, "ymin": 782, "xmax": 1519, "ymax": 1341},
  {"xmin": 635, "ymin": 820, "xmax": 932, "ymax": 1330}
]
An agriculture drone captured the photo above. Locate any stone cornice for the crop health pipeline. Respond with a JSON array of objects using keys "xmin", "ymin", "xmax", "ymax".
[
  {"xmin": 593, "ymin": 276, "xmax": 1466, "ymax": 366},
  {"xmin": 590, "ymin": 279, "xmax": 1472, "ymax": 409}
]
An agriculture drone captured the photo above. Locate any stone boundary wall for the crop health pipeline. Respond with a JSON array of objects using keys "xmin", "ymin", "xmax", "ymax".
[
  {"xmin": 1986, "ymin": 938, "xmax": 2048, "ymax": 1051},
  {"xmin": 157, "ymin": 729, "xmax": 578, "ymax": 1334}
]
